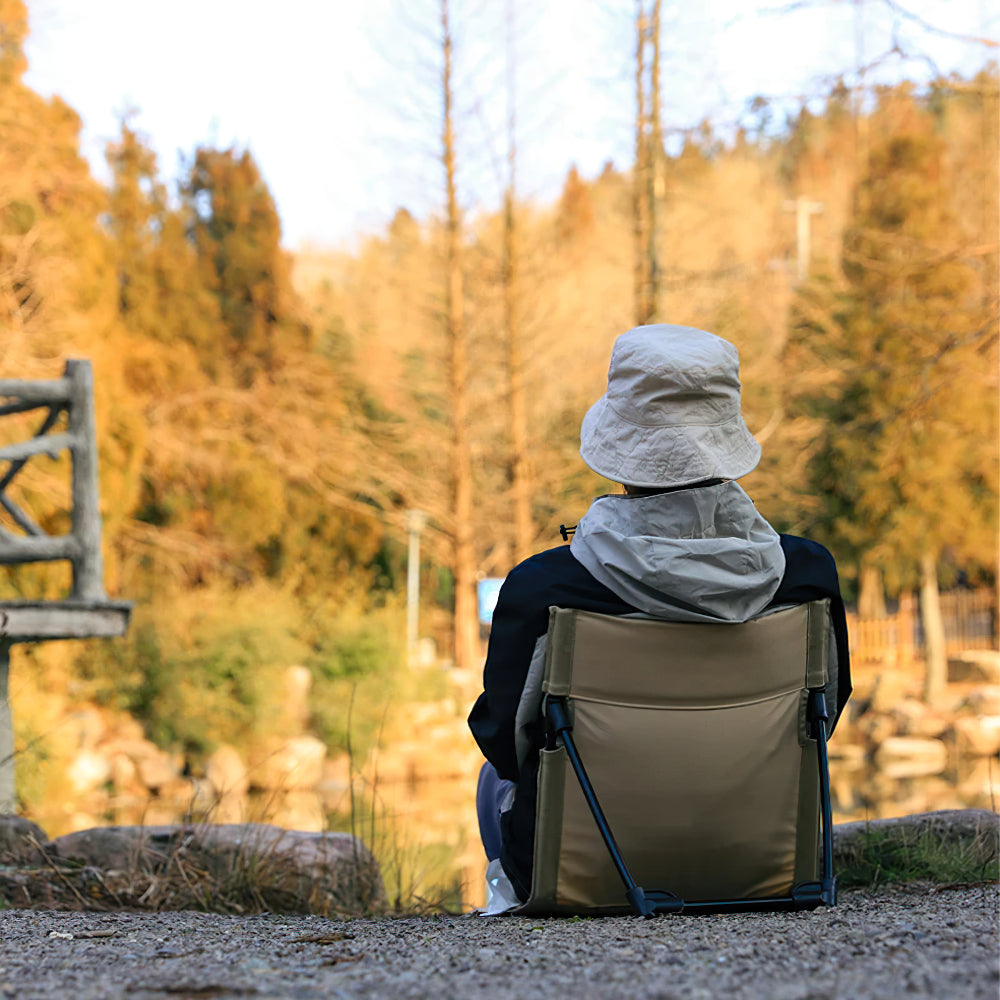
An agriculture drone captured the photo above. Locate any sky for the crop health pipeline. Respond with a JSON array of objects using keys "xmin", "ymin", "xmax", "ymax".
[{"xmin": 21, "ymin": 0, "xmax": 998, "ymax": 251}]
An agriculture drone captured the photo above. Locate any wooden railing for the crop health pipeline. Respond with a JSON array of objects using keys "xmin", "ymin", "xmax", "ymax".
[
  {"xmin": 0, "ymin": 359, "xmax": 106, "ymax": 601},
  {"xmin": 0, "ymin": 359, "xmax": 131, "ymax": 812},
  {"xmin": 847, "ymin": 589, "xmax": 996, "ymax": 666}
]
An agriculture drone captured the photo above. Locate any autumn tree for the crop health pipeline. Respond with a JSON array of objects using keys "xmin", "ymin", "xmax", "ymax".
[
  {"xmin": 0, "ymin": 0, "xmax": 155, "ymax": 600},
  {"xmin": 183, "ymin": 147, "xmax": 307, "ymax": 385},
  {"xmin": 790, "ymin": 86, "xmax": 997, "ymax": 701}
]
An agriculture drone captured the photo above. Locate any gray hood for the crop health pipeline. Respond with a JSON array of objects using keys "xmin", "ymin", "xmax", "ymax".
[{"xmin": 569, "ymin": 481, "xmax": 785, "ymax": 622}]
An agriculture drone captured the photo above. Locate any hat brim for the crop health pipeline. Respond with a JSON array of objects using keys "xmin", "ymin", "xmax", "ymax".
[{"xmin": 579, "ymin": 396, "xmax": 762, "ymax": 488}]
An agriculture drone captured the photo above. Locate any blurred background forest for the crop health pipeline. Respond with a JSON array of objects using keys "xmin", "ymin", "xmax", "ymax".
[{"xmin": 0, "ymin": 0, "xmax": 997, "ymax": 850}]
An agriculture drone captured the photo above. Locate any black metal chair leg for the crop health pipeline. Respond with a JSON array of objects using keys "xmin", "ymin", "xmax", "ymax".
[
  {"xmin": 810, "ymin": 690, "xmax": 837, "ymax": 907},
  {"xmin": 547, "ymin": 697, "xmax": 681, "ymax": 917}
]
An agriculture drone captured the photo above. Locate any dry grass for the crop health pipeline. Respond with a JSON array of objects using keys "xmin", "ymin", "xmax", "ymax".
[{"xmin": 0, "ymin": 827, "xmax": 385, "ymax": 917}]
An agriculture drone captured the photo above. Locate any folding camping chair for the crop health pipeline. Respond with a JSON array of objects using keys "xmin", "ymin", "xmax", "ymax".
[{"xmin": 513, "ymin": 599, "xmax": 837, "ymax": 917}]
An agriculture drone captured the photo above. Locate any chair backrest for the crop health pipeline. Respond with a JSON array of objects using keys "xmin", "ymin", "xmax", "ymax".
[{"xmin": 519, "ymin": 600, "xmax": 832, "ymax": 915}]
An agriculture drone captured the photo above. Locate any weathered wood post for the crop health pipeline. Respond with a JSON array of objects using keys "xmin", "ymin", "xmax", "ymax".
[
  {"xmin": 67, "ymin": 359, "xmax": 106, "ymax": 601},
  {"xmin": 0, "ymin": 640, "xmax": 11, "ymax": 813},
  {"xmin": 0, "ymin": 359, "xmax": 131, "ymax": 812}
]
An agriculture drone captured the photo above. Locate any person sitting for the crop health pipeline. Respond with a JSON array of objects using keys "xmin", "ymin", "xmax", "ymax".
[{"xmin": 467, "ymin": 323, "xmax": 850, "ymax": 913}]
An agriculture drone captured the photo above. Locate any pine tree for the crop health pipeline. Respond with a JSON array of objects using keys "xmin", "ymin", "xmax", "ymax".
[
  {"xmin": 793, "ymin": 87, "xmax": 997, "ymax": 700},
  {"xmin": 183, "ymin": 147, "xmax": 306, "ymax": 387}
]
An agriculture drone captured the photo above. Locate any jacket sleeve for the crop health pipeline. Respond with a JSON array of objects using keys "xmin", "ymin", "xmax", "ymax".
[
  {"xmin": 467, "ymin": 557, "xmax": 554, "ymax": 781},
  {"xmin": 774, "ymin": 534, "xmax": 853, "ymax": 728}
]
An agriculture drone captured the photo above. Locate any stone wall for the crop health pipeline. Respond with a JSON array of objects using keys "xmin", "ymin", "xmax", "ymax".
[{"xmin": 11, "ymin": 651, "xmax": 1000, "ymax": 841}]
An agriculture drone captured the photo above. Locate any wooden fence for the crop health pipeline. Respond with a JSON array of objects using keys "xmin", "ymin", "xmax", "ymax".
[{"xmin": 846, "ymin": 589, "xmax": 996, "ymax": 667}]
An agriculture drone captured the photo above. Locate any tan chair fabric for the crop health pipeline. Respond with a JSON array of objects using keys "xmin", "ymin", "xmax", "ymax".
[{"xmin": 518, "ymin": 601, "xmax": 831, "ymax": 915}]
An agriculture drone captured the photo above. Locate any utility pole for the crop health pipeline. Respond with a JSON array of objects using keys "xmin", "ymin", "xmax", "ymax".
[
  {"xmin": 783, "ymin": 196, "xmax": 824, "ymax": 281},
  {"xmin": 406, "ymin": 509, "xmax": 426, "ymax": 666}
]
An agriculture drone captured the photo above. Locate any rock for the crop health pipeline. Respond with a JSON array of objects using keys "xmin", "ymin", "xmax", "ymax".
[
  {"xmin": 955, "ymin": 758, "xmax": 1000, "ymax": 804},
  {"xmin": 869, "ymin": 671, "xmax": 911, "ymax": 713},
  {"xmin": 49, "ymin": 823, "xmax": 386, "ymax": 915},
  {"xmin": 948, "ymin": 650, "xmax": 1000, "ymax": 684},
  {"xmin": 856, "ymin": 712, "xmax": 896, "ymax": 749},
  {"xmin": 66, "ymin": 750, "xmax": 113, "ymax": 795},
  {"xmin": 136, "ymin": 751, "xmax": 181, "ymax": 791},
  {"xmin": 256, "ymin": 791, "xmax": 326, "ymax": 833},
  {"xmin": 111, "ymin": 737, "xmax": 182, "ymax": 790},
  {"xmin": 890, "ymin": 699, "xmax": 949, "ymax": 739},
  {"xmin": 951, "ymin": 716, "xmax": 1000, "ymax": 758},
  {"xmin": 322, "ymin": 754, "xmax": 352, "ymax": 789},
  {"xmin": 206, "ymin": 744, "xmax": 250, "ymax": 799},
  {"xmin": 282, "ymin": 665, "xmax": 313, "ymax": 730},
  {"xmin": 109, "ymin": 752, "xmax": 149, "ymax": 799},
  {"xmin": 873, "ymin": 736, "xmax": 947, "ymax": 778},
  {"xmin": 251, "ymin": 736, "xmax": 326, "ymax": 791},
  {"xmin": 0, "ymin": 815, "xmax": 52, "ymax": 865},
  {"xmin": 958, "ymin": 684, "xmax": 1000, "ymax": 717},
  {"xmin": 65, "ymin": 707, "xmax": 107, "ymax": 751},
  {"xmin": 203, "ymin": 745, "xmax": 250, "ymax": 823},
  {"xmin": 827, "ymin": 742, "xmax": 865, "ymax": 766},
  {"xmin": 834, "ymin": 808, "xmax": 999, "ymax": 870},
  {"xmin": 156, "ymin": 777, "xmax": 202, "ymax": 812},
  {"xmin": 108, "ymin": 713, "xmax": 147, "ymax": 743}
]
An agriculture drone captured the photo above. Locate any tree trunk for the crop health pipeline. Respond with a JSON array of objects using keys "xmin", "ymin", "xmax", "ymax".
[
  {"xmin": 633, "ymin": 0, "xmax": 661, "ymax": 326},
  {"xmin": 920, "ymin": 551, "xmax": 948, "ymax": 704},
  {"xmin": 504, "ymin": 0, "xmax": 532, "ymax": 565},
  {"xmin": 858, "ymin": 563, "xmax": 886, "ymax": 619},
  {"xmin": 633, "ymin": 0, "xmax": 651, "ymax": 325},
  {"xmin": 441, "ymin": 0, "xmax": 477, "ymax": 672},
  {"xmin": 646, "ymin": 0, "xmax": 661, "ymax": 320}
]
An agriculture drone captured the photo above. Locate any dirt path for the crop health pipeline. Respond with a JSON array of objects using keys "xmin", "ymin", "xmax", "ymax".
[{"xmin": 0, "ymin": 883, "xmax": 995, "ymax": 999}]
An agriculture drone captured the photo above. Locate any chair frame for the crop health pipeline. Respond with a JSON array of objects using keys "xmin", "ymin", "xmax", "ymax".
[{"xmin": 541, "ymin": 614, "xmax": 838, "ymax": 919}]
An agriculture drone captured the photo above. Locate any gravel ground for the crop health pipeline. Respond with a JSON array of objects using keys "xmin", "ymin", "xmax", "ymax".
[{"xmin": 0, "ymin": 884, "xmax": 995, "ymax": 1000}]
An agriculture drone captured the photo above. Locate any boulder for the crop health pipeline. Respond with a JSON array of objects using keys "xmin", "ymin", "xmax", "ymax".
[
  {"xmin": 206, "ymin": 744, "xmax": 250, "ymax": 799},
  {"xmin": 951, "ymin": 716, "xmax": 1000, "ymax": 758},
  {"xmin": 834, "ymin": 808, "xmax": 999, "ymax": 870},
  {"xmin": 257, "ymin": 791, "xmax": 326, "ymax": 833},
  {"xmin": 136, "ymin": 751, "xmax": 182, "ymax": 791},
  {"xmin": 869, "ymin": 671, "xmax": 911, "ymax": 713},
  {"xmin": 955, "ymin": 758, "xmax": 1000, "ymax": 802},
  {"xmin": 873, "ymin": 736, "xmax": 947, "ymax": 778},
  {"xmin": 111, "ymin": 737, "xmax": 182, "ymax": 790},
  {"xmin": 251, "ymin": 736, "xmax": 326, "ymax": 791},
  {"xmin": 948, "ymin": 650, "xmax": 1000, "ymax": 684},
  {"xmin": 109, "ymin": 752, "xmax": 150, "ymax": 799},
  {"xmin": 65, "ymin": 707, "xmax": 107, "ymax": 751},
  {"xmin": 49, "ymin": 822, "xmax": 385, "ymax": 915},
  {"xmin": 0, "ymin": 815, "xmax": 52, "ymax": 865},
  {"xmin": 959, "ymin": 684, "xmax": 1000, "ymax": 717},
  {"xmin": 890, "ymin": 699, "xmax": 949, "ymax": 739},
  {"xmin": 282, "ymin": 665, "xmax": 313, "ymax": 731},
  {"xmin": 66, "ymin": 750, "xmax": 113, "ymax": 795}
]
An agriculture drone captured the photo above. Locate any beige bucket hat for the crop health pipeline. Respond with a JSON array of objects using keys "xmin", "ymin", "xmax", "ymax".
[{"xmin": 579, "ymin": 324, "xmax": 762, "ymax": 488}]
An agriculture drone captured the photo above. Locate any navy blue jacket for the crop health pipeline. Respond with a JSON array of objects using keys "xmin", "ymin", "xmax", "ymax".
[{"xmin": 467, "ymin": 534, "xmax": 851, "ymax": 900}]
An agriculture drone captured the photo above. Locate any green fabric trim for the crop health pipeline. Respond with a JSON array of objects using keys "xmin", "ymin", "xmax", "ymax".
[
  {"xmin": 805, "ymin": 599, "xmax": 831, "ymax": 689},
  {"xmin": 543, "ymin": 607, "xmax": 576, "ymax": 696}
]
